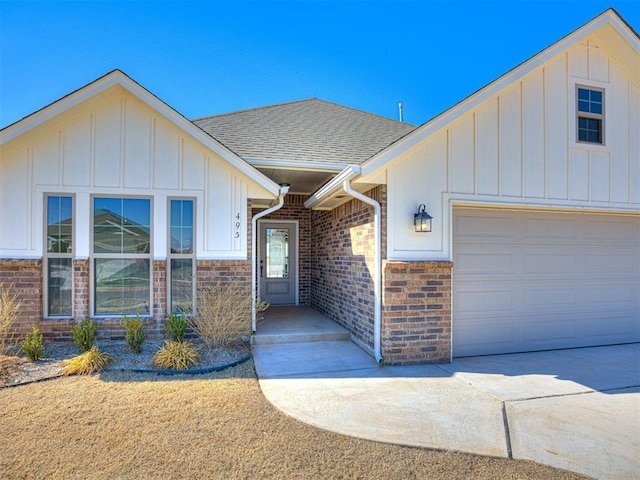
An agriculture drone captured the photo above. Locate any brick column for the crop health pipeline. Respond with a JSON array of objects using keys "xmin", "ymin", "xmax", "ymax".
[
  {"xmin": 73, "ymin": 259, "xmax": 89, "ymax": 321},
  {"xmin": 382, "ymin": 260, "xmax": 453, "ymax": 364}
]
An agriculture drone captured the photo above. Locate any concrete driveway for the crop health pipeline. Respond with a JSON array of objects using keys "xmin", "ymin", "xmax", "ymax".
[{"xmin": 253, "ymin": 341, "xmax": 640, "ymax": 480}]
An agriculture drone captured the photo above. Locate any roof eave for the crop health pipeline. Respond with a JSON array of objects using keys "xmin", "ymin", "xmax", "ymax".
[{"xmin": 304, "ymin": 165, "xmax": 361, "ymax": 209}]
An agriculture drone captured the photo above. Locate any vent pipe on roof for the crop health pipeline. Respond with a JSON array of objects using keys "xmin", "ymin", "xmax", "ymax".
[{"xmin": 398, "ymin": 102, "xmax": 404, "ymax": 123}]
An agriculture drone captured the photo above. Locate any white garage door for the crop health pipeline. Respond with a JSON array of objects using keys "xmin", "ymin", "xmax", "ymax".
[{"xmin": 453, "ymin": 208, "xmax": 640, "ymax": 357}]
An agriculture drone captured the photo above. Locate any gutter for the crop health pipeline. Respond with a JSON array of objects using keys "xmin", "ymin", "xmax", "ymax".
[
  {"xmin": 251, "ymin": 184, "xmax": 290, "ymax": 333},
  {"xmin": 304, "ymin": 165, "xmax": 361, "ymax": 209},
  {"xmin": 341, "ymin": 179, "xmax": 383, "ymax": 364}
]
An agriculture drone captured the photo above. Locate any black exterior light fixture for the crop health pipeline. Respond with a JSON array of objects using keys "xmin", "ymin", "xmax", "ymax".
[{"xmin": 414, "ymin": 204, "xmax": 433, "ymax": 233}]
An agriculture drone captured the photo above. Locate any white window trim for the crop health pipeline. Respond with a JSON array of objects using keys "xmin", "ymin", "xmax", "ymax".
[
  {"xmin": 575, "ymin": 84, "xmax": 605, "ymax": 146},
  {"xmin": 43, "ymin": 193, "xmax": 75, "ymax": 319},
  {"xmin": 167, "ymin": 197, "xmax": 196, "ymax": 314}
]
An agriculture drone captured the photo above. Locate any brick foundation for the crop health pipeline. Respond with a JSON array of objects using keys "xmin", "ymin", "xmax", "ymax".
[{"xmin": 382, "ymin": 260, "xmax": 453, "ymax": 364}]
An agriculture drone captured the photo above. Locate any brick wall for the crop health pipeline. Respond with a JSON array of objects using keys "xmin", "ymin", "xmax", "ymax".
[
  {"xmin": 0, "ymin": 259, "xmax": 43, "ymax": 342},
  {"xmin": 310, "ymin": 186, "xmax": 385, "ymax": 350},
  {"xmin": 382, "ymin": 260, "xmax": 453, "ymax": 364},
  {"xmin": 252, "ymin": 194, "xmax": 311, "ymax": 305},
  {"xmin": 0, "ymin": 257, "xmax": 251, "ymax": 344}
]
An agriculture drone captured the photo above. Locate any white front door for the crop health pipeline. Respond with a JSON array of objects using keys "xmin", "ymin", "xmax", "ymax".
[{"xmin": 259, "ymin": 221, "xmax": 298, "ymax": 305}]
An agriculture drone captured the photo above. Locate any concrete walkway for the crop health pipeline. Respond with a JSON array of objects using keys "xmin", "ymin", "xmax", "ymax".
[{"xmin": 253, "ymin": 340, "xmax": 640, "ymax": 480}]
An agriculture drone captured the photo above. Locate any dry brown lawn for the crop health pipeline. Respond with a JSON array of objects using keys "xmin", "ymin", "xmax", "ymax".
[{"xmin": 0, "ymin": 362, "xmax": 586, "ymax": 480}]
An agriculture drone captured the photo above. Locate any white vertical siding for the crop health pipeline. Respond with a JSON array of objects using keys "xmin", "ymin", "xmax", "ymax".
[
  {"xmin": 124, "ymin": 99, "xmax": 152, "ymax": 189},
  {"xmin": 0, "ymin": 90, "xmax": 269, "ymax": 259},
  {"xmin": 387, "ymin": 36, "xmax": 640, "ymax": 261},
  {"xmin": 499, "ymin": 84, "xmax": 522, "ymax": 197},
  {"xmin": 475, "ymin": 99, "xmax": 499, "ymax": 195}
]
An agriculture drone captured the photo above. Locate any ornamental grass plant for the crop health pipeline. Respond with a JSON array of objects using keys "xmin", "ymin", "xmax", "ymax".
[
  {"xmin": 0, "ymin": 284, "xmax": 22, "ymax": 355},
  {"xmin": 152, "ymin": 340, "xmax": 200, "ymax": 370},
  {"xmin": 62, "ymin": 346, "xmax": 114, "ymax": 375},
  {"xmin": 190, "ymin": 278, "xmax": 268, "ymax": 348}
]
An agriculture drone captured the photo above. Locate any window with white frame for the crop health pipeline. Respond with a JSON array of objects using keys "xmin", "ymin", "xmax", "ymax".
[
  {"xmin": 92, "ymin": 197, "xmax": 152, "ymax": 315},
  {"xmin": 168, "ymin": 198, "xmax": 195, "ymax": 313},
  {"xmin": 44, "ymin": 195, "xmax": 73, "ymax": 317},
  {"xmin": 577, "ymin": 86, "xmax": 604, "ymax": 145}
]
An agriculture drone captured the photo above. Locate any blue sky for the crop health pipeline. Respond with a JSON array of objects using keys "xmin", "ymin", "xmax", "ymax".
[{"xmin": 1, "ymin": 1, "xmax": 638, "ymax": 127}]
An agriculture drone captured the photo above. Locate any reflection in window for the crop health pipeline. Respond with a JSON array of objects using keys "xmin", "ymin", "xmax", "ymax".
[
  {"xmin": 93, "ymin": 197, "xmax": 151, "ymax": 315},
  {"xmin": 45, "ymin": 195, "xmax": 73, "ymax": 316},
  {"xmin": 168, "ymin": 199, "xmax": 195, "ymax": 313},
  {"xmin": 94, "ymin": 259, "xmax": 150, "ymax": 314}
]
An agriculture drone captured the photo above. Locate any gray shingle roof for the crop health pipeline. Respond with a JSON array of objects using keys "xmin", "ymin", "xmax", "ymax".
[{"xmin": 193, "ymin": 99, "xmax": 416, "ymax": 166}]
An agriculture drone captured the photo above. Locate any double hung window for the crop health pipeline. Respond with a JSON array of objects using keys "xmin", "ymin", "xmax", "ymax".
[
  {"xmin": 44, "ymin": 195, "xmax": 73, "ymax": 316},
  {"xmin": 577, "ymin": 86, "xmax": 604, "ymax": 145},
  {"xmin": 168, "ymin": 199, "xmax": 195, "ymax": 313},
  {"xmin": 93, "ymin": 197, "xmax": 152, "ymax": 315}
]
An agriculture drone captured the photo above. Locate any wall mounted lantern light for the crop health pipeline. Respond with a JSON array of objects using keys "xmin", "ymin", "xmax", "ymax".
[{"xmin": 414, "ymin": 204, "xmax": 433, "ymax": 233}]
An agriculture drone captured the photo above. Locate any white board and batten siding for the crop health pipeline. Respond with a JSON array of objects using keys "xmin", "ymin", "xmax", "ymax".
[
  {"xmin": 0, "ymin": 87, "xmax": 271, "ymax": 260},
  {"xmin": 386, "ymin": 38, "xmax": 640, "ymax": 261}
]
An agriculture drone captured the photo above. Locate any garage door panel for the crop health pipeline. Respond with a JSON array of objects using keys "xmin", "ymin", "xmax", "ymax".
[
  {"xmin": 523, "ymin": 286, "xmax": 578, "ymax": 307},
  {"xmin": 586, "ymin": 314, "xmax": 639, "ymax": 338},
  {"xmin": 585, "ymin": 283, "xmax": 638, "ymax": 306},
  {"xmin": 453, "ymin": 208, "xmax": 640, "ymax": 357},
  {"xmin": 455, "ymin": 289, "xmax": 514, "ymax": 312},
  {"xmin": 523, "ymin": 217, "xmax": 581, "ymax": 238},
  {"xmin": 456, "ymin": 252, "xmax": 514, "ymax": 273},
  {"xmin": 586, "ymin": 218, "xmax": 637, "ymax": 240},
  {"xmin": 586, "ymin": 253, "xmax": 638, "ymax": 273},
  {"xmin": 523, "ymin": 252, "xmax": 578, "ymax": 274}
]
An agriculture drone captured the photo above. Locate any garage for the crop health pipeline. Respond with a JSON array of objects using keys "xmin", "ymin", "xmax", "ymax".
[{"xmin": 452, "ymin": 207, "xmax": 640, "ymax": 357}]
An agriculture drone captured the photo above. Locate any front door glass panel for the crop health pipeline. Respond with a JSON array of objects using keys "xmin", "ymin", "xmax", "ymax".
[{"xmin": 266, "ymin": 228, "xmax": 289, "ymax": 278}]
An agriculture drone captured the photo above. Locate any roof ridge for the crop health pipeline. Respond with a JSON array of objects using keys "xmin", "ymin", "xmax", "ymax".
[
  {"xmin": 311, "ymin": 98, "xmax": 416, "ymax": 127},
  {"xmin": 192, "ymin": 98, "xmax": 319, "ymax": 121}
]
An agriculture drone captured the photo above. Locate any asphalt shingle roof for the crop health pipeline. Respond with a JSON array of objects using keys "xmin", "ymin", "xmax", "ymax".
[{"xmin": 193, "ymin": 99, "xmax": 417, "ymax": 166}]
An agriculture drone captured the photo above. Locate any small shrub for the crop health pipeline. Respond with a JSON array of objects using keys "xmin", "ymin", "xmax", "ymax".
[
  {"xmin": 62, "ymin": 346, "xmax": 114, "ymax": 375},
  {"xmin": 0, "ymin": 284, "xmax": 22, "ymax": 355},
  {"xmin": 20, "ymin": 326, "xmax": 44, "ymax": 362},
  {"xmin": 71, "ymin": 318, "xmax": 98, "ymax": 352},
  {"xmin": 121, "ymin": 313, "xmax": 145, "ymax": 353},
  {"xmin": 190, "ymin": 278, "xmax": 269, "ymax": 348},
  {"xmin": 164, "ymin": 312, "xmax": 188, "ymax": 342},
  {"xmin": 152, "ymin": 341, "xmax": 200, "ymax": 370}
]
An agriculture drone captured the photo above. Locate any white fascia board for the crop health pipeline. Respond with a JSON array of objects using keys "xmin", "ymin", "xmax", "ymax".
[
  {"xmin": 246, "ymin": 157, "xmax": 347, "ymax": 172},
  {"xmin": 304, "ymin": 165, "xmax": 361, "ymax": 208},
  {"xmin": 361, "ymin": 10, "xmax": 636, "ymax": 178},
  {"xmin": 0, "ymin": 70, "xmax": 280, "ymax": 199}
]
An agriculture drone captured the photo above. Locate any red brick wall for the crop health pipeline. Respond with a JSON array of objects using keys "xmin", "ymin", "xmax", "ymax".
[
  {"xmin": 310, "ymin": 187, "xmax": 385, "ymax": 350},
  {"xmin": 382, "ymin": 261, "xmax": 453, "ymax": 364},
  {"xmin": 252, "ymin": 194, "xmax": 311, "ymax": 305}
]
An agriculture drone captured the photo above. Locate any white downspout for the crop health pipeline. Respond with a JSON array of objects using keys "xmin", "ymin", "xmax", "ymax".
[
  {"xmin": 251, "ymin": 185, "xmax": 290, "ymax": 333},
  {"xmin": 342, "ymin": 180, "xmax": 383, "ymax": 364}
]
